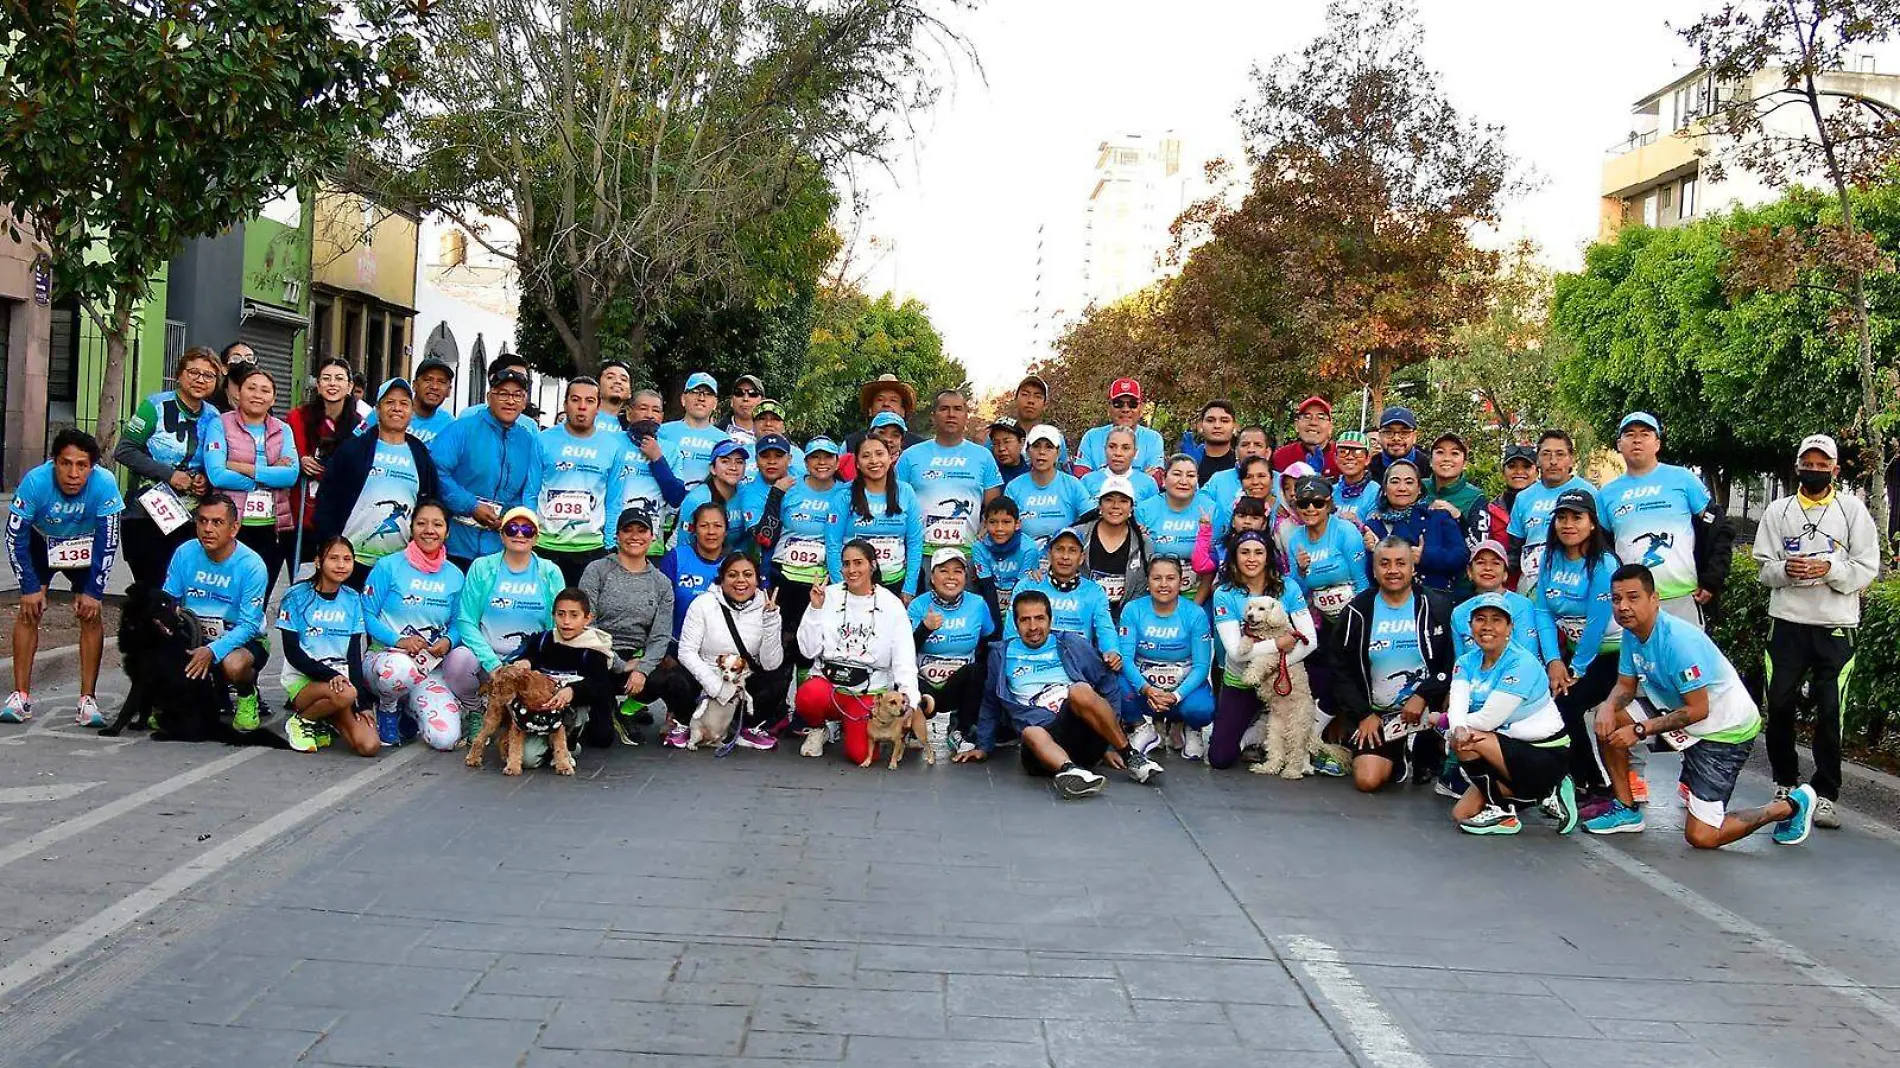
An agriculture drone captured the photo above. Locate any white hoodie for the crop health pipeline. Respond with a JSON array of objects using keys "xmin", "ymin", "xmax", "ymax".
[
  {"xmin": 677, "ymin": 591, "xmax": 785, "ymax": 698},
  {"xmin": 1751, "ymin": 488, "xmax": 1880, "ymax": 627},
  {"xmin": 797, "ymin": 583, "xmax": 920, "ymax": 706}
]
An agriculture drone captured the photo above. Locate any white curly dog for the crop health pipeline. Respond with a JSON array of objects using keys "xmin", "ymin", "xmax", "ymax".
[{"xmin": 1236, "ymin": 596, "xmax": 1343, "ymax": 779}]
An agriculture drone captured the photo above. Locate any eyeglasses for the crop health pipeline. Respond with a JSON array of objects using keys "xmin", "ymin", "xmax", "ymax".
[
  {"xmin": 1110, "ymin": 398, "xmax": 1140, "ymax": 409},
  {"xmin": 502, "ymin": 521, "xmax": 537, "ymax": 538},
  {"xmin": 489, "ymin": 388, "xmax": 527, "ymax": 402},
  {"xmin": 734, "ymin": 388, "xmax": 762, "ymax": 398},
  {"xmin": 179, "ymin": 367, "xmax": 219, "ymax": 383}
]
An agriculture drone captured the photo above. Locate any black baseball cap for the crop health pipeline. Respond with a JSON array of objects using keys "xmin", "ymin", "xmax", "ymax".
[
  {"xmin": 414, "ymin": 355, "xmax": 456, "ymax": 379},
  {"xmin": 988, "ymin": 416, "xmax": 1026, "ymax": 439},
  {"xmin": 1502, "ymin": 444, "xmax": 1536, "ymax": 466},
  {"xmin": 616, "ymin": 507, "xmax": 655, "ymax": 532},
  {"xmin": 1293, "ymin": 475, "xmax": 1332, "ymax": 504},
  {"xmin": 1553, "ymin": 488, "xmax": 1596, "ymax": 515}
]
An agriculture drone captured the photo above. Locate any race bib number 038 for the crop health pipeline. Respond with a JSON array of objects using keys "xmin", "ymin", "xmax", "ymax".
[{"xmin": 543, "ymin": 490, "xmax": 592, "ymax": 522}]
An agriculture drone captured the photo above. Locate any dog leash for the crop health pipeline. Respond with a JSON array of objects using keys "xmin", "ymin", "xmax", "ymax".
[{"xmin": 1272, "ymin": 632, "xmax": 1310, "ymax": 698}]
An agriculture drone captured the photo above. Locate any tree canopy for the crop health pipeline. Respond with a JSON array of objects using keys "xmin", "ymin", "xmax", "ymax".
[{"xmin": 788, "ymin": 286, "xmax": 967, "ymax": 440}]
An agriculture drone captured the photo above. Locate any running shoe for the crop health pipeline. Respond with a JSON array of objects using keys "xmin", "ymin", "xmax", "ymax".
[
  {"xmin": 612, "ymin": 710, "xmax": 643, "ymax": 747},
  {"xmin": 2, "ymin": 691, "xmax": 32, "ymax": 723},
  {"xmin": 1392, "ymin": 758, "xmax": 1411, "ymax": 786},
  {"xmin": 1627, "ymin": 770, "xmax": 1650, "ymax": 806},
  {"xmin": 1773, "ymin": 784, "xmax": 1817, "ymax": 846},
  {"xmin": 1773, "ymin": 784, "xmax": 1792, "ymax": 803},
  {"xmin": 955, "ymin": 740, "xmax": 978, "ymax": 758},
  {"xmin": 1547, "ymin": 776, "xmax": 1580, "ymax": 835},
  {"xmin": 662, "ymin": 723, "xmax": 691, "ymax": 749},
  {"xmin": 800, "ymin": 729, "xmax": 826, "ymax": 757},
  {"xmin": 1438, "ymin": 762, "xmax": 1469, "ymax": 798},
  {"xmin": 1181, "ymin": 726, "xmax": 1207, "ymax": 762},
  {"xmin": 1583, "ymin": 800, "xmax": 1645, "ymax": 835},
  {"xmin": 285, "ymin": 714, "xmax": 322, "ymax": 753},
  {"xmin": 1311, "ymin": 750, "xmax": 1348, "ymax": 777},
  {"xmin": 1124, "ymin": 748, "xmax": 1164, "ymax": 785},
  {"xmin": 1814, "ymin": 797, "xmax": 1841, "ymax": 830},
  {"xmin": 74, "ymin": 695, "xmax": 106, "ymax": 729},
  {"xmin": 1053, "ymin": 766, "xmax": 1107, "ymax": 799},
  {"xmin": 1434, "ymin": 778, "xmax": 1464, "ymax": 800},
  {"xmin": 232, "ymin": 692, "xmax": 262, "ymax": 732},
  {"xmin": 376, "ymin": 709, "xmax": 402, "ymax": 747},
  {"xmin": 735, "ymin": 727, "xmax": 777, "ymax": 751},
  {"xmin": 1459, "ymin": 805, "xmax": 1521, "ymax": 835},
  {"xmin": 1128, "ymin": 718, "xmax": 1160, "ymax": 756},
  {"xmin": 1577, "ymin": 792, "xmax": 1618, "ymax": 822}
]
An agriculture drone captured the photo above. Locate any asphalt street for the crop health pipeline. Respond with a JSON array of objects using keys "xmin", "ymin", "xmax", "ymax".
[{"xmin": 0, "ymin": 668, "xmax": 1896, "ymax": 1068}]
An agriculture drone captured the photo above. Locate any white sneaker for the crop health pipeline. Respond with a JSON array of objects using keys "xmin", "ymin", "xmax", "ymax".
[
  {"xmin": 1053, "ymin": 766, "xmax": 1107, "ymax": 799},
  {"xmin": 1128, "ymin": 718, "xmax": 1160, "ymax": 755},
  {"xmin": 1238, "ymin": 715, "xmax": 1269, "ymax": 753},
  {"xmin": 1182, "ymin": 726, "xmax": 1207, "ymax": 762},
  {"xmin": 800, "ymin": 729, "xmax": 826, "ymax": 758},
  {"xmin": 1, "ymin": 691, "xmax": 31, "ymax": 724},
  {"xmin": 955, "ymin": 740, "xmax": 978, "ymax": 757},
  {"xmin": 75, "ymin": 695, "xmax": 106, "ymax": 729},
  {"xmin": 1814, "ymin": 796, "xmax": 1842, "ymax": 830}
]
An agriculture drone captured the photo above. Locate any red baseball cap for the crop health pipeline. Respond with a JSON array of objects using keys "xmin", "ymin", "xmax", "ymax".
[
  {"xmin": 1295, "ymin": 395, "xmax": 1332, "ymax": 414},
  {"xmin": 1108, "ymin": 377, "xmax": 1143, "ymax": 401}
]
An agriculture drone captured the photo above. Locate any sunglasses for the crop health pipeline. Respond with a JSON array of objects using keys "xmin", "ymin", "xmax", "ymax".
[
  {"xmin": 734, "ymin": 388, "xmax": 762, "ymax": 398},
  {"xmin": 1295, "ymin": 498, "xmax": 1330, "ymax": 509},
  {"xmin": 1110, "ymin": 398, "xmax": 1141, "ymax": 409},
  {"xmin": 502, "ymin": 521, "xmax": 538, "ymax": 538}
]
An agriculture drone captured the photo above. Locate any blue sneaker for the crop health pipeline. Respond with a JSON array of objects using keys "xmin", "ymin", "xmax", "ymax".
[
  {"xmin": 1311, "ymin": 750, "xmax": 1348, "ymax": 777},
  {"xmin": 1583, "ymin": 800, "xmax": 1645, "ymax": 835},
  {"xmin": 376, "ymin": 709, "xmax": 402, "ymax": 747},
  {"xmin": 1773, "ymin": 784, "xmax": 1817, "ymax": 845}
]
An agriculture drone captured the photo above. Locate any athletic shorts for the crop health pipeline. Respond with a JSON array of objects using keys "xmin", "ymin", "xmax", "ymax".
[
  {"xmin": 1022, "ymin": 704, "xmax": 1110, "ymax": 777},
  {"xmin": 1678, "ymin": 735, "xmax": 1753, "ymax": 828},
  {"xmin": 1348, "ymin": 716, "xmax": 1410, "ymax": 764},
  {"xmin": 25, "ymin": 531, "xmax": 92, "ymax": 593},
  {"xmin": 1494, "ymin": 735, "xmax": 1571, "ymax": 801}
]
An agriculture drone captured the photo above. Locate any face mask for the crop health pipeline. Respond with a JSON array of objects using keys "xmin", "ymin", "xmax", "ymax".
[{"xmin": 1796, "ymin": 469, "xmax": 1833, "ymax": 494}]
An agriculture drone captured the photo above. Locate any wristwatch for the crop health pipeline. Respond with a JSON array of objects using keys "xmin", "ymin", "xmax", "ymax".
[{"xmin": 1632, "ymin": 722, "xmax": 1649, "ymax": 740}]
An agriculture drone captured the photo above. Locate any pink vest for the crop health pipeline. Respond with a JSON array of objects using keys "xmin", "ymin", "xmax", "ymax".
[{"xmin": 218, "ymin": 412, "xmax": 297, "ymax": 532}]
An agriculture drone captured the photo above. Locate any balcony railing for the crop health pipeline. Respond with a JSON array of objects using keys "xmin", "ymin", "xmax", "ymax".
[{"xmin": 1607, "ymin": 129, "xmax": 1659, "ymax": 156}]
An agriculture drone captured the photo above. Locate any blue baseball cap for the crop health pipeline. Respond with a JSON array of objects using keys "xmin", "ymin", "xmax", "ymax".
[
  {"xmin": 804, "ymin": 436, "xmax": 842, "ymax": 457},
  {"xmin": 755, "ymin": 433, "xmax": 792, "ymax": 455},
  {"xmin": 869, "ymin": 411, "xmax": 908, "ymax": 431},
  {"xmin": 710, "ymin": 438, "xmax": 749, "ymax": 462},
  {"xmin": 375, "ymin": 377, "xmax": 413, "ymax": 402},
  {"xmin": 1466, "ymin": 591, "xmax": 1518, "ymax": 621},
  {"xmin": 1378, "ymin": 406, "xmax": 1417, "ymax": 430},
  {"xmin": 684, "ymin": 371, "xmax": 718, "ymax": 394},
  {"xmin": 1618, "ymin": 411, "xmax": 1661, "ymax": 435}
]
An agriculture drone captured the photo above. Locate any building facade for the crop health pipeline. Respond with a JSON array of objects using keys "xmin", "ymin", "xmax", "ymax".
[
  {"xmin": 310, "ymin": 192, "xmax": 420, "ymax": 389},
  {"xmin": 165, "ymin": 190, "xmax": 312, "ymax": 402},
  {"xmin": 414, "ymin": 214, "xmax": 522, "ymax": 416},
  {"xmin": 1600, "ymin": 64, "xmax": 1900, "ymax": 240},
  {"xmin": 0, "ymin": 212, "xmax": 54, "ymax": 488},
  {"xmin": 1081, "ymin": 133, "xmax": 1187, "ymax": 309}
]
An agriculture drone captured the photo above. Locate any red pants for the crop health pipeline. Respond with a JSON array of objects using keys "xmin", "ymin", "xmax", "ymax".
[{"xmin": 795, "ymin": 677, "xmax": 874, "ymax": 765}]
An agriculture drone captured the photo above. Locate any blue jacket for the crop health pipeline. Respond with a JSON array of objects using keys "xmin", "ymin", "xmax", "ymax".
[
  {"xmin": 975, "ymin": 631, "xmax": 1125, "ymax": 751},
  {"xmin": 1366, "ymin": 504, "xmax": 1469, "ymax": 593},
  {"xmin": 431, "ymin": 408, "xmax": 542, "ymax": 560}
]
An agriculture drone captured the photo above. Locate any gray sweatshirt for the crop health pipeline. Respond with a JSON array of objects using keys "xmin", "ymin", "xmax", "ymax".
[
  {"xmin": 1751, "ymin": 488, "xmax": 1880, "ymax": 627},
  {"xmin": 578, "ymin": 555, "xmax": 675, "ymax": 674}
]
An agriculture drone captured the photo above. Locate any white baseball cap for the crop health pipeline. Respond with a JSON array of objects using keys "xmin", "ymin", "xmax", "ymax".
[
  {"xmin": 1797, "ymin": 434, "xmax": 1838, "ymax": 462},
  {"xmin": 929, "ymin": 547, "xmax": 968, "ymax": 571},
  {"xmin": 1095, "ymin": 474, "xmax": 1137, "ymax": 501},
  {"xmin": 1025, "ymin": 423, "xmax": 1064, "ymax": 449}
]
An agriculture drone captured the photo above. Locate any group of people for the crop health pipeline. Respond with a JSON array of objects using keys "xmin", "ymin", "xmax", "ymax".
[{"xmin": 4, "ymin": 354, "xmax": 1884, "ymax": 851}]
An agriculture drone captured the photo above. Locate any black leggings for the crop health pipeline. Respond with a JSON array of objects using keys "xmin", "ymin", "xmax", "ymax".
[
  {"xmin": 237, "ymin": 524, "xmax": 294, "ymax": 602},
  {"xmin": 581, "ymin": 658, "xmax": 698, "ymax": 748},
  {"xmin": 771, "ymin": 574, "xmax": 817, "ymax": 671},
  {"xmin": 1555, "ymin": 654, "xmax": 1619, "ymax": 791},
  {"xmin": 921, "ymin": 660, "xmax": 986, "ymax": 737},
  {"xmin": 121, "ymin": 512, "xmax": 197, "ymax": 590}
]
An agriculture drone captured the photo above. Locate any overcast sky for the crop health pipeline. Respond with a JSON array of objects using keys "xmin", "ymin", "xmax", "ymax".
[{"xmin": 845, "ymin": 0, "xmax": 1719, "ymax": 392}]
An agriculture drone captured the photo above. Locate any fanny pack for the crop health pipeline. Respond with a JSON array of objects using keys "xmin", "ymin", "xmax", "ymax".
[{"xmin": 821, "ymin": 662, "xmax": 873, "ymax": 690}]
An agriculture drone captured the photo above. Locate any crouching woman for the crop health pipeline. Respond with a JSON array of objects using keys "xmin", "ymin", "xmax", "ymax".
[
  {"xmin": 796, "ymin": 539, "xmax": 921, "ymax": 763},
  {"xmin": 279, "ymin": 536, "xmax": 379, "ymax": 756},
  {"xmin": 1446, "ymin": 593, "xmax": 1577, "ymax": 836}
]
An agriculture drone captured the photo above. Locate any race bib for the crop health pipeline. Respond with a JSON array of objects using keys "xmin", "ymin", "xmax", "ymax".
[
  {"xmin": 1031, "ymin": 683, "xmax": 1068, "ymax": 713},
  {"xmin": 138, "ymin": 483, "xmax": 192, "ymax": 534},
  {"xmin": 196, "ymin": 615, "xmax": 228, "ymax": 641},
  {"xmin": 774, "ymin": 536, "xmax": 827, "ymax": 570},
  {"xmin": 242, "ymin": 490, "xmax": 275, "ymax": 522},
  {"xmin": 1629, "ymin": 704, "xmax": 1699, "ymax": 750},
  {"xmin": 1312, "ymin": 583, "xmax": 1353, "ymax": 616},
  {"xmin": 1095, "ymin": 571, "xmax": 1127, "ymax": 604},
  {"xmin": 924, "ymin": 515, "xmax": 967, "ymax": 547},
  {"xmin": 542, "ymin": 489, "xmax": 592, "ymax": 524},
  {"xmin": 457, "ymin": 497, "xmax": 503, "ymax": 527},
  {"xmin": 867, "ymin": 535, "xmax": 905, "ymax": 576},
  {"xmin": 1382, "ymin": 714, "xmax": 1428, "ymax": 742},
  {"xmin": 918, "ymin": 655, "xmax": 963, "ymax": 687},
  {"xmin": 1558, "ymin": 617, "xmax": 1586, "ymax": 651},
  {"xmin": 1518, "ymin": 554, "xmax": 1541, "ymax": 591},
  {"xmin": 46, "ymin": 535, "xmax": 93, "ymax": 570},
  {"xmin": 1141, "ymin": 660, "xmax": 1190, "ymax": 691}
]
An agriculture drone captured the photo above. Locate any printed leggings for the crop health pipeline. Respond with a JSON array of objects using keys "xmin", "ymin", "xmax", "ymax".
[{"xmin": 363, "ymin": 649, "xmax": 475, "ymax": 751}]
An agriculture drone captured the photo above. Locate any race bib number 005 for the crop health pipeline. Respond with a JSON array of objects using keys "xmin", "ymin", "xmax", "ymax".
[{"xmin": 1141, "ymin": 661, "xmax": 1189, "ymax": 691}]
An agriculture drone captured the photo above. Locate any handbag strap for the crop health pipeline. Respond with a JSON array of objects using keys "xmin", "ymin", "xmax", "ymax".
[{"xmin": 717, "ymin": 601, "xmax": 761, "ymax": 676}]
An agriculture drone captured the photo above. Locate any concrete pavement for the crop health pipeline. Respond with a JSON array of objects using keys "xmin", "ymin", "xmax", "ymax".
[{"xmin": 0, "ymin": 674, "xmax": 1896, "ymax": 1067}]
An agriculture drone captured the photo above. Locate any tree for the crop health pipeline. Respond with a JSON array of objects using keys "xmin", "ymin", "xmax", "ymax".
[
  {"xmin": 381, "ymin": 0, "xmax": 973, "ymax": 377},
  {"xmin": 788, "ymin": 286, "xmax": 966, "ymax": 440},
  {"xmin": 1685, "ymin": 0, "xmax": 1900, "ymax": 541},
  {"xmin": 0, "ymin": 0, "xmax": 421, "ymax": 449}
]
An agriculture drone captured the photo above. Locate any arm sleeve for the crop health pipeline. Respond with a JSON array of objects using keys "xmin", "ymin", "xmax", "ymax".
[
  {"xmin": 431, "ymin": 420, "xmax": 479, "ymax": 517},
  {"xmin": 1180, "ymin": 610, "xmax": 1214, "ymax": 701},
  {"xmin": 755, "ymin": 606, "xmax": 785, "ymax": 672},
  {"xmin": 1420, "ymin": 512, "xmax": 1469, "ymax": 576},
  {"xmin": 1461, "ymin": 689, "xmax": 1524, "ymax": 734},
  {"xmin": 87, "ymin": 513, "xmax": 120, "ymax": 599},
  {"xmin": 825, "ymin": 507, "xmax": 846, "ymax": 583},
  {"xmin": 1572, "ymin": 562, "xmax": 1616, "ymax": 675},
  {"xmin": 310, "ymin": 436, "xmax": 360, "ymax": 541},
  {"xmin": 1345, "ymin": 536, "xmax": 1371, "ymax": 594},
  {"xmin": 887, "ymin": 597, "xmax": 920, "ymax": 707},
  {"xmin": 346, "ymin": 634, "xmax": 371, "ymax": 701},
  {"xmin": 1331, "ymin": 617, "xmax": 1371, "ymax": 719},
  {"xmin": 212, "ymin": 562, "xmax": 269, "ymax": 661},
  {"xmin": 1283, "ymin": 607, "xmax": 1318, "ymax": 666},
  {"xmin": 202, "ymin": 419, "xmax": 256, "ymax": 492},
  {"xmin": 641, "ymin": 578, "xmax": 674, "ymax": 674},
  {"xmin": 254, "ymin": 427, "xmax": 300, "ymax": 489},
  {"xmin": 413, "ymin": 439, "xmax": 440, "ymax": 503},
  {"xmin": 975, "ymin": 645, "xmax": 1004, "ymax": 751},
  {"xmin": 279, "ymin": 626, "xmax": 341, "ymax": 682},
  {"xmin": 1117, "ymin": 616, "xmax": 1149, "ymax": 693},
  {"xmin": 1531, "ymin": 577, "xmax": 1562, "ymax": 665},
  {"xmin": 5, "ymin": 510, "xmax": 37, "ymax": 596},
  {"xmin": 651, "ymin": 455, "xmax": 688, "ymax": 507},
  {"xmin": 1191, "ymin": 518, "xmax": 1217, "ymax": 577},
  {"xmin": 1827, "ymin": 498, "xmax": 1882, "ymax": 595},
  {"xmin": 360, "ymin": 562, "xmax": 401, "ymax": 648},
  {"xmin": 456, "ymin": 562, "xmax": 503, "ymax": 672},
  {"xmin": 753, "ymin": 487, "xmax": 787, "ymax": 552},
  {"xmin": 1215, "ymin": 618, "xmax": 1249, "ymax": 667},
  {"xmin": 902, "ymin": 496, "xmax": 924, "ymax": 593},
  {"xmin": 1446, "ymin": 677, "xmax": 1473, "ymax": 732},
  {"xmin": 1090, "ymin": 589, "xmax": 1117, "ymax": 652},
  {"xmin": 1751, "ymin": 507, "xmax": 1794, "ymax": 588},
  {"xmin": 1692, "ymin": 506, "xmax": 1734, "ymax": 595},
  {"xmin": 797, "ymin": 593, "xmax": 829, "ymax": 659}
]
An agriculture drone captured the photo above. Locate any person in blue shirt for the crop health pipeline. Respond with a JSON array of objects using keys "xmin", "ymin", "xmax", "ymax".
[
  {"xmin": 1329, "ymin": 538, "xmax": 1456, "ymax": 792},
  {"xmin": 1505, "ymin": 429, "xmax": 1596, "ymax": 592},
  {"xmin": 314, "ymin": 378, "xmax": 440, "ymax": 588},
  {"xmin": 609, "ymin": 389, "xmax": 689, "ymax": 559},
  {"xmin": 278, "ymin": 536, "xmax": 379, "ymax": 756},
  {"xmin": 1074, "ymin": 378, "xmax": 1166, "ymax": 479},
  {"xmin": 987, "ymin": 417, "xmax": 1029, "ymax": 484},
  {"xmin": 1136, "ymin": 456, "xmax": 1214, "ymax": 598},
  {"xmin": 533, "ymin": 376, "xmax": 626, "ymax": 587},
  {"xmin": 1006, "ymin": 529, "xmax": 1119, "ymax": 664},
  {"xmin": 971, "ymin": 495, "xmax": 1041, "ymax": 621},
  {"xmin": 1528, "ymin": 488, "xmax": 1621, "ymax": 797},
  {"xmin": 1594, "ymin": 412, "xmax": 1732, "ymax": 628},
  {"xmin": 894, "ymin": 389, "xmax": 1004, "ymax": 582},
  {"xmin": 837, "ymin": 434, "xmax": 922, "ymax": 596},
  {"xmin": 432, "ymin": 366, "xmax": 542, "ymax": 571},
  {"xmin": 1004, "ymin": 424, "xmax": 1090, "ymax": 547},
  {"xmin": 1118, "ymin": 557, "xmax": 1215, "ymax": 761},
  {"xmin": 1282, "ymin": 474, "xmax": 1368, "ymax": 723},
  {"xmin": 361, "ymin": 500, "xmax": 469, "ymax": 751},
  {"xmin": 675, "ymin": 438, "xmax": 749, "ymax": 554},
  {"xmin": 657, "ymin": 371, "xmax": 727, "ymax": 493},
  {"xmin": 1449, "ymin": 541, "xmax": 1539, "ymax": 659},
  {"xmin": 1331, "ymin": 431, "xmax": 1380, "ymax": 525},
  {"xmin": 113, "ymin": 347, "xmax": 219, "ymax": 590},
  {"xmin": 910, "ymin": 549, "xmax": 997, "ymax": 756},
  {"xmin": 734, "ymin": 433, "xmax": 799, "ymax": 556},
  {"xmin": 954, "ymin": 588, "xmax": 1161, "ymax": 797},
  {"xmin": 163, "ymin": 497, "xmax": 273, "ymax": 732},
  {"xmin": 741, "ymin": 400, "xmax": 807, "ymax": 483},
  {"xmin": 1209, "ymin": 531, "xmax": 1317, "ymax": 770},
  {"xmin": 658, "ymin": 502, "xmax": 733, "ymax": 642},
  {"xmin": 1585, "ymin": 563, "xmax": 1815, "ymax": 849},
  {"xmin": 1200, "ymin": 426, "xmax": 1271, "ymax": 524},
  {"xmin": 1079, "ymin": 427, "xmax": 1163, "ymax": 505},
  {"xmin": 1444, "ymin": 593, "xmax": 1576, "ymax": 837},
  {"xmin": 355, "ymin": 355, "xmax": 458, "ymax": 446},
  {"xmin": 5, "ymin": 429, "xmax": 124, "ymax": 727},
  {"xmin": 449, "ymin": 506, "xmax": 566, "ymax": 747}
]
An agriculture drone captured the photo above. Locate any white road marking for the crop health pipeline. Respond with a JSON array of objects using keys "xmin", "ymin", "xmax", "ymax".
[
  {"xmin": 0, "ymin": 783, "xmax": 101, "ymax": 805},
  {"xmin": 1579, "ymin": 837, "xmax": 1900, "ymax": 1035},
  {"xmin": 0, "ymin": 745, "xmax": 424, "ymax": 1003},
  {"xmin": 0, "ymin": 749, "xmax": 261, "ymax": 872},
  {"xmin": 1283, "ymin": 935, "xmax": 1434, "ymax": 1068}
]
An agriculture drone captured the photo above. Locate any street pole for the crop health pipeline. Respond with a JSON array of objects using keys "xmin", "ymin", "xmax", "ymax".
[{"xmin": 1358, "ymin": 352, "xmax": 1372, "ymax": 434}]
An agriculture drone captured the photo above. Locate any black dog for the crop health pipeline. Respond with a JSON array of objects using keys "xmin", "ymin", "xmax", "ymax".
[{"xmin": 108, "ymin": 585, "xmax": 286, "ymax": 747}]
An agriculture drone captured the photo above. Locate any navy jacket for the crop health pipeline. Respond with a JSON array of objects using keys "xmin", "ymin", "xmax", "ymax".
[
  {"xmin": 311, "ymin": 430, "xmax": 440, "ymax": 545},
  {"xmin": 975, "ymin": 631, "xmax": 1124, "ymax": 751}
]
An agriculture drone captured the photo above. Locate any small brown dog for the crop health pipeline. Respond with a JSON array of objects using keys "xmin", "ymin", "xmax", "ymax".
[
  {"xmin": 467, "ymin": 662, "xmax": 576, "ymax": 776},
  {"xmin": 862, "ymin": 690, "xmax": 931, "ymax": 769}
]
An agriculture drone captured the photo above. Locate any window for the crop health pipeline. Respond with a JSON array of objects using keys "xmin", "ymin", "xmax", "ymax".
[
  {"xmin": 0, "ymin": 300, "xmax": 11, "ymax": 480},
  {"xmin": 164, "ymin": 320, "xmax": 186, "ymax": 373},
  {"xmin": 1660, "ymin": 185, "xmax": 1673, "ymax": 212},
  {"xmin": 1680, "ymin": 177, "xmax": 1698, "ymax": 219}
]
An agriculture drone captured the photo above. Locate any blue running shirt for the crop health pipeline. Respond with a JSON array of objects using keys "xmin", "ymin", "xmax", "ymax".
[
  {"xmin": 1005, "ymin": 471, "xmax": 1091, "ymax": 547},
  {"xmin": 1596, "ymin": 466, "xmax": 1710, "ymax": 602},
  {"xmin": 276, "ymin": 583, "xmax": 366, "ymax": 686},
  {"xmin": 896, "ymin": 440, "xmax": 1003, "ymax": 557},
  {"xmin": 536, "ymin": 424, "xmax": 625, "ymax": 552},
  {"xmin": 362, "ymin": 552, "xmax": 465, "ymax": 649},
  {"xmin": 341, "ymin": 439, "xmax": 423, "ymax": 562},
  {"xmin": 163, "ymin": 540, "xmax": 270, "ymax": 660},
  {"xmin": 1618, "ymin": 611, "xmax": 1760, "ymax": 744},
  {"xmin": 1506, "ymin": 476, "xmax": 1595, "ymax": 590},
  {"xmin": 1367, "ymin": 594, "xmax": 1426, "ymax": 711}
]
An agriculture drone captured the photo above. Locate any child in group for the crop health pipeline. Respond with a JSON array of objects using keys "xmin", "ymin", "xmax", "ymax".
[
  {"xmin": 278, "ymin": 536, "xmax": 378, "ymax": 756},
  {"xmin": 1191, "ymin": 496, "xmax": 1269, "ymax": 603},
  {"xmin": 513, "ymin": 588, "xmax": 624, "ymax": 763},
  {"xmin": 971, "ymin": 495, "xmax": 1043, "ymax": 621}
]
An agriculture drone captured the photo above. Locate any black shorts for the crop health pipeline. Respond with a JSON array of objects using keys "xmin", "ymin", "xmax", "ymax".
[
  {"xmin": 1021, "ymin": 704, "xmax": 1110, "ymax": 776},
  {"xmin": 24, "ymin": 530, "xmax": 93, "ymax": 593},
  {"xmin": 1348, "ymin": 716, "xmax": 1411, "ymax": 764},
  {"xmin": 1493, "ymin": 735, "xmax": 1571, "ymax": 801}
]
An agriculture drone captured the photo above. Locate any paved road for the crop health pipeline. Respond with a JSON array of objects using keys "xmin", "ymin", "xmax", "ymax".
[{"xmin": 0, "ymin": 676, "xmax": 1896, "ymax": 1068}]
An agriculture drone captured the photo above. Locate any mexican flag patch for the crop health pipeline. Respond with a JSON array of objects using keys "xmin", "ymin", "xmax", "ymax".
[{"xmin": 1678, "ymin": 665, "xmax": 1703, "ymax": 684}]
